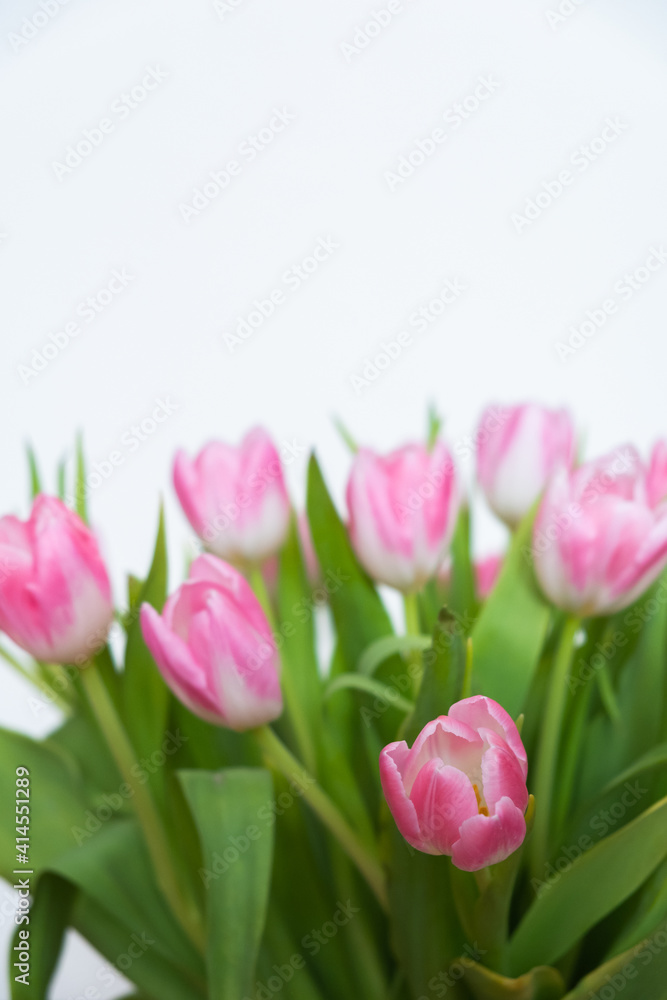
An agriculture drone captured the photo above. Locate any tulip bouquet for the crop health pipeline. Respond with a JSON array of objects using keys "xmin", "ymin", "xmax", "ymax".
[{"xmin": 2, "ymin": 406, "xmax": 667, "ymax": 1000}]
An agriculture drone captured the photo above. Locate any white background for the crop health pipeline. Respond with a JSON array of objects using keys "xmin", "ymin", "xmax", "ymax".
[{"xmin": 1, "ymin": 0, "xmax": 666, "ymax": 995}]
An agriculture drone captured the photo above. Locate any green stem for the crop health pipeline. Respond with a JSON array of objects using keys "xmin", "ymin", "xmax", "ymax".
[
  {"xmin": 250, "ymin": 565, "xmax": 317, "ymax": 774},
  {"xmin": 253, "ymin": 724, "xmax": 389, "ymax": 912},
  {"xmin": 79, "ymin": 662, "xmax": 205, "ymax": 953},
  {"xmin": 403, "ymin": 591, "xmax": 423, "ymax": 695},
  {"xmin": 530, "ymin": 616, "xmax": 580, "ymax": 877}
]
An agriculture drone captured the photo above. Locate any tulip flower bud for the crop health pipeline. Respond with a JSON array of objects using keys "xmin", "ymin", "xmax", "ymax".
[
  {"xmin": 477, "ymin": 403, "xmax": 575, "ymax": 527},
  {"xmin": 346, "ymin": 441, "xmax": 459, "ymax": 592},
  {"xmin": 533, "ymin": 446, "xmax": 667, "ymax": 616},
  {"xmin": 140, "ymin": 555, "xmax": 282, "ymax": 731},
  {"xmin": 646, "ymin": 440, "xmax": 667, "ymax": 507},
  {"xmin": 0, "ymin": 496, "xmax": 113, "ymax": 664},
  {"xmin": 380, "ymin": 696, "xmax": 528, "ymax": 871},
  {"xmin": 173, "ymin": 428, "xmax": 291, "ymax": 565}
]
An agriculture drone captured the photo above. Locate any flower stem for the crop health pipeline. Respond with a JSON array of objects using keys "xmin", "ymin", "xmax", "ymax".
[
  {"xmin": 249, "ymin": 565, "xmax": 317, "ymax": 774},
  {"xmin": 530, "ymin": 616, "xmax": 579, "ymax": 877},
  {"xmin": 252, "ymin": 724, "xmax": 389, "ymax": 912},
  {"xmin": 403, "ymin": 591, "xmax": 423, "ymax": 695},
  {"xmin": 79, "ymin": 661, "xmax": 205, "ymax": 954}
]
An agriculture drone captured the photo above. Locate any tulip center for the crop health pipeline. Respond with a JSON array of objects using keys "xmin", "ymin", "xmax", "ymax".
[{"xmin": 473, "ymin": 782, "xmax": 489, "ymax": 817}]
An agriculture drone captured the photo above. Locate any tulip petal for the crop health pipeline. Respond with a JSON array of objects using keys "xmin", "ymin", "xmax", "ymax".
[
  {"xmin": 140, "ymin": 603, "xmax": 224, "ymax": 723},
  {"xmin": 449, "ymin": 696, "xmax": 527, "ymax": 777},
  {"xmin": 451, "ymin": 796, "xmax": 526, "ymax": 871},
  {"xmin": 479, "ymin": 732, "xmax": 530, "ymax": 812},
  {"xmin": 410, "ymin": 758, "xmax": 478, "ymax": 854},
  {"xmin": 379, "ymin": 742, "xmax": 429, "ymax": 853},
  {"xmin": 403, "ymin": 716, "xmax": 484, "ymax": 794}
]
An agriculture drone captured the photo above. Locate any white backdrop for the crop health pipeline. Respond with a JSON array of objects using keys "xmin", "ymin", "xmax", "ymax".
[{"xmin": 1, "ymin": 0, "xmax": 667, "ymax": 995}]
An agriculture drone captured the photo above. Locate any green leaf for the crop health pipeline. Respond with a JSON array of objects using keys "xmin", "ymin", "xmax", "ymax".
[
  {"xmin": 306, "ymin": 455, "xmax": 395, "ymax": 673},
  {"xmin": 448, "ymin": 505, "xmax": 477, "ymax": 624},
  {"xmin": 324, "ymin": 673, "xmax": 414, "ymax": 714},
  {"xmin": 402, "ymin": 608, "xmax": 467, "ymax": 745},
  {"xmin": 601, "ymin": 742, "xmax": 667, "ymax": 796},
  {"xmin": 123, "ymin": 506, "xmax": 170, "ymax": 795},
  {"xmin": 358, "ymin": 634, "xmax": 432, "ymax": 676},
  {"xmin": 606, "ymin": 857, "xmax": 667, "ymax": 958},
  {"xmin": 75, "ymin": 433, "xmax": 88, "ymax": 523},
  {"xmin": 0, "ymin": 728, "xmax": 87, "ymax": 878},
  {"xmin": 306, "ymin": 454, "xmax": 402, "ymax": 803},
  {"xmin": 70, "ymin": 891, "xmax": 206, "ymax": 1000},
  {"xmin": 464, "ymin": 961, "xmax": 565, "ymax": 1000},
  {"xmin": 10, "ymin": 872, "xmax": 77, "ymax": 1000},
  {"xmin": 333, "ymin": 417, "xmax": 359, "ymax": 454},
  {"xmin": 470, "ymin": 511, "xmax": 550, "ymax": 716},
  {"xmin": 50, "ymin": 818, "xmax": 205, "ymax": 987},
  {"xmin": 426, "ymin": 403, "xmax": 442, "ymax": 450},
  {"xmin": 26, "ymin": 444, "xmax": 42, "ymax": 499},
  {"xmin": 178, "ymin": 768, "xmax": 274, "ymax": 1000},
  {"xmin": 562, "ymin": 920, "xmax": 667, "ymax": 999},
  {"xmin": 509, "ymin": 795, "xmax": 667, "ymax": 974},
  {"xmin": 275, "ymin": 515, "xmax": 322, "ymax": 770},
  {"xmin": 56, "ymin": 457, "xmax": 66, "ymax": 502}
]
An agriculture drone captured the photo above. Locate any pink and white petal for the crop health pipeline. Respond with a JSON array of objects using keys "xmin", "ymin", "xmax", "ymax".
[
  {"xmin": 403, "ymin": 716, "xmax": 483, "ymax": 794},
  {"xmin": 451, "ymin": 797, "xmax": 526, "ymax": 872},
  {"xmin": 479, "ymin": 734, "xmax": 529, "ymax": 813},
  {"xmin": 409, "ymin": 759, "xmax": 478, "ymax": 854},
  {"xmin": 449, "ymin": 696, "xmax": 527, "ymax": 776},
  {"xmin": 379, "ymin": 742, "xmax": 428, "ymax": 852},
  {"xmin": 173, "ymin": 450, "xmax": 208, "ymax": 537},
  {"xmin": 140, "ymin": 604, "xmax": 223, "ymax": 722}
]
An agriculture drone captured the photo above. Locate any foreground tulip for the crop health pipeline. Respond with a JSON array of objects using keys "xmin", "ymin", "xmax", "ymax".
[
  {"xmin": 646, "ymin": 440, "xmax": 667, "ymax": 508},
  {"xmin": 477, "ymin": 403, "xmax": 575, "ymax": 527},
  {"xmin": 0, "ymin": 496, "xmax": 113, "ymax": 664},
  {"xmin": 140, "ymin": 555, "xmax": 282, "ymax": 730},
  {"xmin": 380, "ymin": 697, "xmax": 528, "ymax": 871},
  {"xmin": 346, "ymin": 441, "xmax": 459, "ymax": 591},
  {"xmin": 173, "ymin": 428, "xmax": 291, "ymax": 565},
  {"xmin": 533, "ymin": 446, "xmax": 667, "ymax": 615}
]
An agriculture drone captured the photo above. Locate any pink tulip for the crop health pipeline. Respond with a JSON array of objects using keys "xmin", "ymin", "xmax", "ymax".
[
  {"xmin": 140, "ymin": 555, "xmax": 282, "ymax": 730},
  {"xmin": 475, "ymin": 554, "xmax": 503, "ymax": 599},
  {"xmin": 380, "ymin": 696, "xmax": 528, "ymax": 871},
  {"xmin": 346, "ymin": 441, "xmax": 459, "ymax": 591},
  {"xmin": 477, "ymin": 403, "xmax": 575, "ymax": 527},
  {"xmin": 173, "ymin": 428, "xmax": 291, "ymax": 565},
  {"xmin": 646, "ymin": 441, "xmax": 667, "ymax": 507},
  {"xmin": 533, "ymin": 446, "xmax": 667, "ymax": 615},
  {"xmin": 0, "ymin": 496, "xmax": 113, "ymax": 664}
]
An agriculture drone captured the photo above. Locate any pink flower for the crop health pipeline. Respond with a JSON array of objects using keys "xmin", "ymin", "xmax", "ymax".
[
  {"xmin": 140, "ymin": 555, "xmax": 282, "ymax": 730},
  {"xmin": 533, "ymin": 446, "xmax": 667, "ymax": 615},
  {"xmin": 477, "ymin": 403, "xmax": 575, "ymax": 527},
  {"xmin": 646, "ymin": 441, "xmax": 667, "ymax": 507},
  {"xmin": 346, "ymin": 441, "xmax": 459, "ymax": 591},
  {"xmin": 173, "ymin": 428, "xmax": 291, "ymax": 565},
  {"xmin": 380, "ymin": 696, "xmax": 528, "ymax": 871},
  {"xmin": 475, "ymin": 554, "xmax": 503, "ymax": 600},
  {"xmin": 0, "ymin": 496, "xmax": 113, "ymax": 664}
]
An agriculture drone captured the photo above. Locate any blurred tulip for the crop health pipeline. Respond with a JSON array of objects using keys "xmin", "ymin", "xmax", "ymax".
[
  {"xmin": 380, "ymin": 696, "xmax": 528, "ymax": 871},
  {"xmin": 0, "ymin": 496, "xmax": 113, "ymax": 664},
  {"xmin": 646, "ymin": 440, "xmax": 667, "ymax": 507},
  {"xmin": 477, "ymin": 403, "xmax": 575, "ymax": 527},
  {"xmin": 475, "ymin": 554, "xmax": 503, "ymax": 600},
  {"xmin": 346, "ymin": 441, "xmax": 459, "ymax": 591},
  {"xmin": 173, "ymin": 428, "xmax": 290, "ymax": 565},
  {"xmin": 140, "ymin": 554, "xmax": 282, "ymax": 730},
  {"xmin": 533, "ymin": 446, "xmax": 667, "ymax": 615}
]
